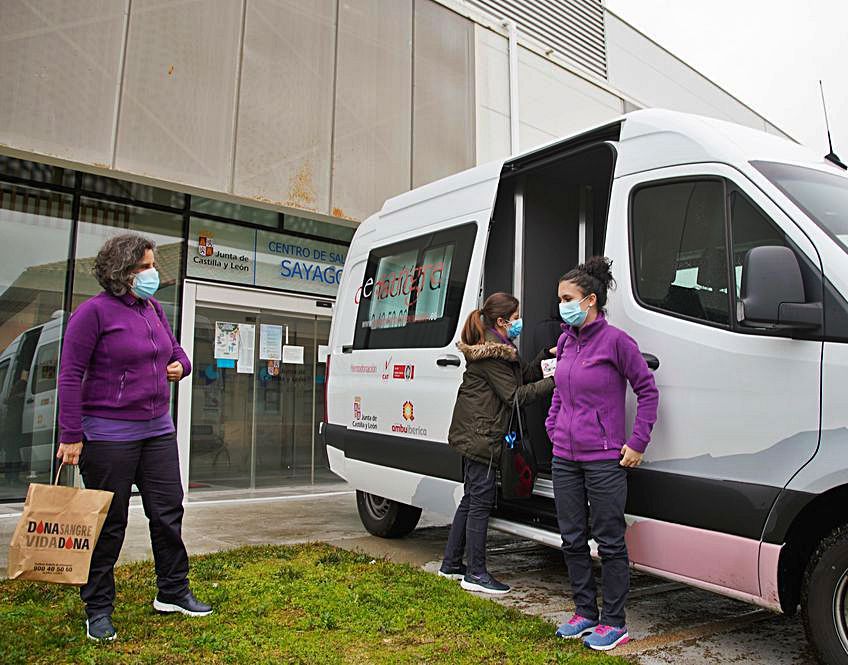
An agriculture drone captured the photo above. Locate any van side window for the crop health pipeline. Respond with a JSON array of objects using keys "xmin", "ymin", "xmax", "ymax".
[
  {"xmin": 729, "ymin": 190, "xmax": 789, "ymax": 298},
  {"xmin": 353, "ymin": 223, "xmax": 477, "ymax": 350},
  {"xmin": 33, "ymin": 341, "xmax": 59, "ymax": 394},
  {"xmin": 631, "ymin": 180, "xmax": 731, "ymax": 326}
]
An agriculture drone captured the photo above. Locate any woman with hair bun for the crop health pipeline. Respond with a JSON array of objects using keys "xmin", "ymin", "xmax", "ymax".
[
  {"xmin": 547, "ymin": 257, "xmax": 658, "ymax": 651},
  {"xmin": 439, "ymin": 292, "xmax": 554, "ymax": 595}
]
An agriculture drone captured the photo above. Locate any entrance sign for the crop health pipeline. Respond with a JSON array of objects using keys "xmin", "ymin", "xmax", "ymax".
[{"xmin": 187, "ymin": 219, "xmax": 346, "ymax": 297}]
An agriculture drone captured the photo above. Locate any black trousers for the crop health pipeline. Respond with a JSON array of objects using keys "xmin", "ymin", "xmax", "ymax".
[
  {"xmin": 443, "ymin": 458, "xmax": 496, "ymax": 576},
  {"xmin": 552, "ymin": 456, "xmax": 629, "ymax": 628},
  {"xmin": 79, "ymin": 433, "xmax": 190, "ymax": 619}
]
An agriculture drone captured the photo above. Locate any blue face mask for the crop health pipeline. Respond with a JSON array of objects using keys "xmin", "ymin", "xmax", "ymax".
[
  {"xmin": 131, "ymin": 267, "xmax": 160, "ymax": 300},
  {"xmin": 506, "ymin": 318, "xmax": 523, "ymax": 340},
  {"xmin": 559, "ymin": 296, "xmax": 590, "ymax": 327}
]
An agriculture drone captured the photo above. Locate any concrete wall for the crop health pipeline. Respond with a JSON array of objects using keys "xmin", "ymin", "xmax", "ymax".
[
  {"xmin": 604, "ymin": 11, "xmax": 793, "ymax": 140},
  {"xmin": 0, "ymin": 0, "xmax": 477, "ymax": 222}
]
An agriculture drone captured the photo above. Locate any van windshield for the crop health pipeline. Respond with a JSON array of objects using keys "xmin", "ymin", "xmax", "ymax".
[{"xmin": 753, "ymin": 161, "xmax": 848, "ymax": 253}]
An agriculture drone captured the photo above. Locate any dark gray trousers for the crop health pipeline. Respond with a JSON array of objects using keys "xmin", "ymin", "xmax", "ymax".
[
  {"xmin": 443, "ymin": 458, "xmax": 496, "ymax": 576},
  {"xmin": 79, "ymin": 433, "xmax": 190, "ymax": 619},
  {"xmin": 552, "ymin": 456, "xmax": 629, "ymax": 627}
]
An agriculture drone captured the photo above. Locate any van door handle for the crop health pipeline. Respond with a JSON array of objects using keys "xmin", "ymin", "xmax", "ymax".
[
  {"xmin": 25, "ymin": 397, "xmax": 34, "ymax": 404},
  {"xmin": 342, "ymin": 345, "xmax": 353, "ymax": 354},
  {"xmin": 436, "ymin": 355, "xmax": 461, "ymax": 367},
  {"xmin": 642, "ymin": 353, "xmax": 660, "ymax": 371}
]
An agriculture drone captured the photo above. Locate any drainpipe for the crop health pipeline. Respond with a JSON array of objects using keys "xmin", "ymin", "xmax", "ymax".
[
  {"xmin": 504, "ymin": 20, "xmax": 520, "ymax": 154},
  {"xmin": 504, "ymin": 20, "xmax": 524, "ymax": 341}
]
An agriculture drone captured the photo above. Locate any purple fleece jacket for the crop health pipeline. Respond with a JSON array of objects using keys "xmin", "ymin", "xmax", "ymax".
[
  {"xmin": 545, "ymin": 313, "xmax": 658, "ymax": 462},
  {"xmin": 58, "ymin": 292, "xmax": 191, "ymax": 443}
]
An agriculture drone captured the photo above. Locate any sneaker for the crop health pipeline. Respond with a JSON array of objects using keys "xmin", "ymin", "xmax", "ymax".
[
  {"xmin": 460, "ymin": 572, "xmax": 510, "ymax": 595},
  {"xmin": 556, "ymin": 613, "xmax": 599, "ymax": 639},
  {"xmin": 86, "ymin": 615, "xmax": 117, "ymax": 641},
  {"xmin": 583, "ymin": 624, "xmax": 630, "ymax": 651},
  {"xmin": 153, "ymin": 590, "xmax": 213, "ymax": 617},
  {"xmin": 438, "ymin": 563, "xmax": 467, "ymax": 581}
]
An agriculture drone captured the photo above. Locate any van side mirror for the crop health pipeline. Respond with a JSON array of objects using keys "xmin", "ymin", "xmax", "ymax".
[{"xmin": 740, "ymin": 246, "xmax": 822, "ymax": 330}]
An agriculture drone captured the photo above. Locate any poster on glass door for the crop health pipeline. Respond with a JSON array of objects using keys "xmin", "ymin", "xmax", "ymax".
[
  {"xmin": 214, "ymin": 322, "xmax": 240, "ymax": 359},
  {"xmin": 237, "ymin": 324, "xmax": 255, "ymax": 374}
]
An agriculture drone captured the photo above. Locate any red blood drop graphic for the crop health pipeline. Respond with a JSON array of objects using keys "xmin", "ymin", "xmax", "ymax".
[
  {"xmin": 65, "ymin": 538, "xmax": 73, "ymax": 550},
  {"xmin": 36, "ymin": 521, "xmax": 44, "ymax": 534}
]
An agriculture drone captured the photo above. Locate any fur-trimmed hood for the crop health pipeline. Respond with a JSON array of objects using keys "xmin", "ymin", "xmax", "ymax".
[{"xmin": 456, "ymin": 338, "xmax": 518, "ymax": 363}]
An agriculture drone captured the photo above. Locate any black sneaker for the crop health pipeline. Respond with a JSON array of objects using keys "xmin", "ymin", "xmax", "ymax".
[
  {"xmin": 153, "ymin": 590, "xmax": 213, "ymax": 617},
  {"xmin": 437, "ymin": 562, "xmax": 467, "ymax": 581},
  {"xmin": 86, "ymin": 615, "xmax": 117, "ymax": 641},
  {"xmin": 460, "ymin": 572, "xmax": 510, "ymax": 595}
]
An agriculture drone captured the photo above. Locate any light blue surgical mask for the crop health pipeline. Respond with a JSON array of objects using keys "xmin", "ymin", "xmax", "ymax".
[
  {"xmin": 131, "ymin": 267, "xmax": 160, "ymax": 300},
  {"xmin": 559, "ymin": 296, "xmax": 590, "ymax": 327},
  {"xmin": 506, "ymin": 318, "xmax": 523, "ymax": 339}
]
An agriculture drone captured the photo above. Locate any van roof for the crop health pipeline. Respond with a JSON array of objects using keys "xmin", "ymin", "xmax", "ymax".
[{"xmin": 368, "ymin": 109, "xmax": 836, "ymax": 231}]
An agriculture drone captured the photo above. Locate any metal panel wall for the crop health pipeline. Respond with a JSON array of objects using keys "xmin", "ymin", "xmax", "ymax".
[
  {"xmin": 474, "ymin": 25, "xmax": 512, "ymax": 164},
  {"xmin": 115, "ymin": 0, "xmax": 242, "ymax": 190},
  {"xmin": 466, "ymin": 0, "xmax": 606, "ymax": 78},
  {"xmin": 0, "ymin": 0, "xmax": 127, "ymax": 165},
  {"xmin": 518, "ymin": 45, "xmax": 622, "ymax": 152},
  {"xmin": 605, "ymin": 12, "xmax": 772, "ymax": 134},
  {"xmin": 413, "ymin": 0, "xmax": 476, "ymax": 188},
  {"xmin": 234, "ymin": 0, "xmax": 337, "ymax": 212},
  {"xmin": 332, "ymin": 0, "xmax": 412, "ymax": 221}
]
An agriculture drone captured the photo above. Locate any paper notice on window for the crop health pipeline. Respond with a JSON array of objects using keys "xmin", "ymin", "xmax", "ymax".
[
  {"xmin": 214, "ymin": 322, "xmax": 240, "ymax": 359},
  {"xmin": 259, "ymin": 324, "xmax": 282, "ymax": 360},
  {"xmin": 317, "ymin": 345, "xmax": 330, "ymax": 363},
  {"xmin": 282, "ymin": 345, "xmax": 304, "ymax": 365},
  {"xmin": 237, "ymin": 324, "xmax": 255, "ymax": 374}
]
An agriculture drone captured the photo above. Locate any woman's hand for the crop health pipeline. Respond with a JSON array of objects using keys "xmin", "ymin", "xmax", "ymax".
[
  {"xmin": 549, "ymin": 346, "xmax": 557, "ymax": 356},
  {"xmin": 619, "ymin": 445, "xmax": 643, "ymax": 468},
  {"xmin": 166, "ymin": 361, "xmax": 184, "ymax": 382},
  {"xmin": 56, "ymin": 442, "xmax": 83, "ymax": 466}
]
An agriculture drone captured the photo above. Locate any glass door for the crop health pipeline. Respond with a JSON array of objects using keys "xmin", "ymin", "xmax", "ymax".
[{"xmin": 188, "ymin": 302, "xmax": 332, "ymax": 492}]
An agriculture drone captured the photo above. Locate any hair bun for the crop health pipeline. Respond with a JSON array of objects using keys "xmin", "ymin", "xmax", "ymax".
[{"xmin": 582, "ymin": 256, "xmax": 614, "ymax": 289}]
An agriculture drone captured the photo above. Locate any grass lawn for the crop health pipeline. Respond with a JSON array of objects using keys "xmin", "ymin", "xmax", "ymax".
[{"xmin": 0, "ymin": 543, "xmax": 626, "ymax": 664}]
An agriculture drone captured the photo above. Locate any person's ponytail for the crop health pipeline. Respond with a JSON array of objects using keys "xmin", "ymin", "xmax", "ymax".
[
  {"xmin": 460, "ymin": 308, "xmax": 487, "ymax": 345},
  {"xmin": 460, "ymin": 292, "xmax": 519, "ymax": 345}
]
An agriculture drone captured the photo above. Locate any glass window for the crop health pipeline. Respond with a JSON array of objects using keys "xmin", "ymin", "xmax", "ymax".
[
  {"xmin": 729, "ymin": 191, "xmax": 789, "ymax": 298},
  {"xmin": 73, "ymin": 198, "xmax": 184, "ymax": 330},
  {"xmin": 354, "ymin": 223, "xmax": 477, "ymax": 349},
  {"xmin": 81, "ymin": 173, "xmax": 185, "ymax": 209},
  {"xmin": 0, "ymin": 181, "xmax": 73, "ymax": 497},
  {"xmin": 631, "ymin": 180, "xmax": 730, "ymax": 325},
  {"xmin": 0, "ymin": 156, "xmax": 75, "ymax": 188},
  {"xmin": 284, "ymin": 214, "xmax": 355, "ymax": 243},
  {"xmin": 191, "ymin": 195, "xmax": 279, "ymax": 228},
  {"xmin": 32, "ymin": 340, "xmax": 59, "ymax": 395},
  {"xmin": 753, "ymin": 161, "xmax": 848, "ymax": 254}
]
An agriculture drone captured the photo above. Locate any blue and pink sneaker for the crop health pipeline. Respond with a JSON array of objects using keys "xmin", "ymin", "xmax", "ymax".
[
  {"xmin": 583, "ymin": 624, "xmax": 630, "ymax": 651},
  {"xmin": 555, "ymin": 613, "xmax": 599, "ymax": 639}
]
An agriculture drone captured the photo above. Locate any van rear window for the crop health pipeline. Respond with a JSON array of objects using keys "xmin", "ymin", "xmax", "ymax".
[{"xmin": 353, "ymin": 223, "xmax": 477, "ymax": 349}]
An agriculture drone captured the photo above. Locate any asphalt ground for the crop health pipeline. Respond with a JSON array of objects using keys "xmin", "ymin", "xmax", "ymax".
[{"xmin": 0, "ymin": 486, "xmax": 819, "ymax": 663}]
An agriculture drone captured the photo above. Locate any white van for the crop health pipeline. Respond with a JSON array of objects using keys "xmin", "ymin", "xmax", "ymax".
[
  {"xmin": 321, "ymin": 109, "xmax": 848, "ymax": 662},
  {"xmin": 0, "ymin": 311, "xmax": 64, "ymax": 474}
]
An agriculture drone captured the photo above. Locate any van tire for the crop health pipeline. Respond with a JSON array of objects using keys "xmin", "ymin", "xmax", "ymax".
[
  {"xmin": 801, "ymin": 525, "xmax": 848, "ymax": 664},
  {"xmin": 356, "ymin": 491, "xmax": 422, "ymax": 538}
]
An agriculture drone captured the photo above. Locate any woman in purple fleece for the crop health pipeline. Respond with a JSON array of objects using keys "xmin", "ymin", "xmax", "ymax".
[
  {"xmin": 546, "ymin": 257, "xmax": 658, "ymax": 652},
  {"xmin": 56, "ymin": 234, "xmax": 211, "ymax": 642}
]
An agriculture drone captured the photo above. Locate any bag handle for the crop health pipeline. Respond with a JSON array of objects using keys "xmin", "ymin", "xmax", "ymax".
[{"xmin": 54, "ymin": 463, "xmax": 65, "ymax": 486}]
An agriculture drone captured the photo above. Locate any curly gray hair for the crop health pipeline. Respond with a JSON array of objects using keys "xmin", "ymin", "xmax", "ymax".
[{"xmin": 94, "ymin": 234, "xmax": 156, "ymax": 296}]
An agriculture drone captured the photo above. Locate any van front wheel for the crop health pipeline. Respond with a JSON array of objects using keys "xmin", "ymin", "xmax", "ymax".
[
  {"xmin": 802, "ymin": 525, "xmax": 848, "ymax": 664},
  {"xmin": 356, "ymin": 491, "xmax": 422, "ymax": 538}
]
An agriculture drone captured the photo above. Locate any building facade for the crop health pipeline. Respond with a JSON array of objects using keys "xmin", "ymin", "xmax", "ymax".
[{"xmin": 0, "ymin": 0, "xmax": 790, "ymax": 500}]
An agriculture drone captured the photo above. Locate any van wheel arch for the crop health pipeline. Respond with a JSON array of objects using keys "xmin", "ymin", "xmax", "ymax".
[
  {"xmin": 355, "ymin": 490, "xmax": 422, "ymax": 538},
  {"xmin": 778, "ymin": 484, "xmax": 848, "ymax": 616}
]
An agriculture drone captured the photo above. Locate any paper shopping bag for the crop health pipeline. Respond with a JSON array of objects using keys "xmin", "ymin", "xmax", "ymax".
[{"xmin": 7, "ymin": 468, "xmax": 112, "ymax": 585}]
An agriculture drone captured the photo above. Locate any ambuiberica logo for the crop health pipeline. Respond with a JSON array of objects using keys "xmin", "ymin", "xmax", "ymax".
[
  {"xmin": 25, "ymin": 520, "xmax": 92, "ymax": 551},
  {"xmin": 392, "ymin": 401, "xmax": 428, "ymax": 436}
]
